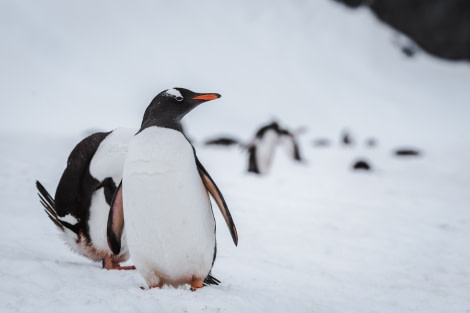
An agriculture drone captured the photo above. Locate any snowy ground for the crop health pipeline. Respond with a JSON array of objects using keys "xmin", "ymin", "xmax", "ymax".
[
  {"xmin": 1, "ymin": 0, "xmax": 470, "ymax": 312},
  {"xmin": 1, "ymin": 131, "xmax": 470, "ymax": 313}
]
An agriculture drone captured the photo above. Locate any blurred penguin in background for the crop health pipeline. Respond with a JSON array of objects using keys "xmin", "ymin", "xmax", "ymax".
[
  {"xmin": 247, "ymin": 121, "xmax": 281, "ymax": 174},
  {"xmin": 246, "ymin": 121, "xmax": 304, "ymax": 175}
]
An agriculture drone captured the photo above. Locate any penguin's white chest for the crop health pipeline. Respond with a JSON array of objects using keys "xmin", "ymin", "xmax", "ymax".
[
  {"xmin": 87, "ymin": 128, "xmax": 134, "ymax": 255},
  {"xmin": 256, "ymin": 129, "xmax": 279, "ymax": 174},
  {"xmin": 123, "ymin": 127, "xmax": 215, "ymax": 285}
]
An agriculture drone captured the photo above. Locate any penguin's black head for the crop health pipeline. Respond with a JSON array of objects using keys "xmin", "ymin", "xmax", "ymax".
[{"xmin": 140, "ymin": 87, "xmax": 221, "ymax": 131}]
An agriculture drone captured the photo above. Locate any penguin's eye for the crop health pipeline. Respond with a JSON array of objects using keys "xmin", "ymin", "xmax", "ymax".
[{"xmin": 175, "ymin": 96, "xmax": 184, "ymax": 102}]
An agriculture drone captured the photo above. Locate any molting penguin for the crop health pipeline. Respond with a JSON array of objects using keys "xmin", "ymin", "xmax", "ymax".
[
  {"xmin": 107, "ymin": 88, "xmax": 238, "ymax": 291},
  {"xmin": 36, "ymin": 128, "xmax": 136, "ymax": 269}
]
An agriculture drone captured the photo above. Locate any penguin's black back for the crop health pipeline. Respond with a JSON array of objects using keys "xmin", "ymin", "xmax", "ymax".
[
  {"xmin": 255, "ymin": 122, "xmax": 280, "ymax": 139},
  {"xmin": 54, "ymin": 131, "xmax": 111, "ymax": 221}
]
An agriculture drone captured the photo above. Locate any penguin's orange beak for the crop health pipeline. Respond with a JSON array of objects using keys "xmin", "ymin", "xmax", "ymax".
[{"xmin": 192, "ymin": 93, "xmax": 221, "ymax": 101}]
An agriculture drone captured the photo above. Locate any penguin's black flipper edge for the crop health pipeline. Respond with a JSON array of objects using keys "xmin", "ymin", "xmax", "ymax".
[
  {"xmin": 195, "ymin": 157, "xmax": 238, "ymax": 246},
  {"xmin": 107, "ymin": 181, "xmax": 124, "ymax": 255}
]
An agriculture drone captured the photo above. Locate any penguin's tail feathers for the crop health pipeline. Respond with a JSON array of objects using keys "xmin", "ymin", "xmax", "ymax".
[
  {"xmin": 36, "ymin": 180, "xmax": 65, "ymax": 231},
  {"xmin": 36, "ymin": 180, "xmax": 79, "ymax": 235},
  {"xmin": 203, "ymin": 273, "xmax": 221, "ymax": 286}
]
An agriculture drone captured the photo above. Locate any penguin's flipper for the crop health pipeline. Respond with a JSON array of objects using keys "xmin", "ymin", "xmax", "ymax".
[
  {"xmin": 195, "ymin": 157, "xmax": 238, "ymax": 246},
  {"xmin": 107, "ymin": 181, "xmax": 124, "ymax": 255}
]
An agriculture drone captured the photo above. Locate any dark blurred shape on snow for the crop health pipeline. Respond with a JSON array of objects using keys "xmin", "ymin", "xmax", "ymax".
[
  {"xmin": 312, "ymin": 138, "xmax": 332, "ymax": 148},
  {"xmin": 393, "ymin": 148, "xmax": 422, "ymax": 157},
  {"xmin": 333, "ymin": 0, "xmax": 470, "ymax": 61},
  {"xmin": 352, "ymin": 159, "xmax": 372, "ymax": 171},
  {"xmin": 341, "ymin": 129, "xmax": 354, "ymax": 147},
  {"xmin": 365, "ymin": 137, "xmax": 377, "ymax": 148},
  {"xmin": 204, "ymin": 136, "xmax": 240, "ymax": 147}
]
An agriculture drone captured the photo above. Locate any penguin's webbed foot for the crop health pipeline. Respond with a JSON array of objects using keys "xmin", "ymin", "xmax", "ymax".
[
  {"xmin": 115, "ymin": 265, "xmax": 136, "ymax": 270},
  {"xmin": 190, "ymin": 276, "xmax": 204, "ymax": 291}
]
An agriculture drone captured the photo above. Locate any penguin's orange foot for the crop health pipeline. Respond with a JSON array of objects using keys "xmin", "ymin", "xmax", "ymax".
[
  {"xmin": 190, "ymin": 277, "xmax": 204, "ymax": 291},
  {"xmin": 102, "ymin": 256, "xmax": 136, "ymax": 270},
  {"xmin": 115, "ymin": 265, "xmax": 136, "ymax": 270}
]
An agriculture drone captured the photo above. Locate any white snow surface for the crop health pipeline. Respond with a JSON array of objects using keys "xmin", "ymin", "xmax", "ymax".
[{"xmin": 1, "ymin": 0, "xmax": 470, "ymax": 312}]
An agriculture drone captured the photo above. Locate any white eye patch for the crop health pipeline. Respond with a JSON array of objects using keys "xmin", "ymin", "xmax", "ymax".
[{"xmin": 165, "ymin": 88, "xmax": 183, "ymax": 101}]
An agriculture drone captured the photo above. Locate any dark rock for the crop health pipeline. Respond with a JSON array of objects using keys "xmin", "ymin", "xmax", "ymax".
[
  {"xmin": 393, "ymin": 148, "xmax": 422, "ymax": 157},
  {"xmin": 334, "ymin": 0, "xmax": 470, "ymax": 62},
  {"xmin": 204, "ymin": 137, "xmax": 240, "ymax": 146},
  {"xmin": 401, "ymin": 45, "xmax": 417, "ymax": 57},
  {"xmin": 352, "ymin": 159, "xmax": 372, "ymax": 171},
  {"xmin": 333, "ymin": 0, "xmax": 365, "ymax": 8}
]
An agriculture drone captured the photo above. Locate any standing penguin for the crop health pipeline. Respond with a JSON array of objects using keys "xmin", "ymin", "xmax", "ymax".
[
  {"xmin": 246, "ymin": 121, "xmax": 281, "ymax": 174},
  {"xmin": 36, "ymin": 128, "xmax": 136, "ymax": 269},
  {"xmin": 107, "ymin": 88, "xmax": 238, "ymax": 291}
]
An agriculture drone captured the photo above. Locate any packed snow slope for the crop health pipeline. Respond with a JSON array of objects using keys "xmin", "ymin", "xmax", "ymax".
[
  {"xmin": 1, "ymin": 0, "xmax": 469, "ymax": 312},
  {"xmin": 1, "ymin": 0, "xmax": 469, "ymax": 146}
]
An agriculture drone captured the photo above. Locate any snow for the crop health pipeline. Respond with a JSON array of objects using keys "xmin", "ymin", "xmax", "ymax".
[{"xmin": 1, "ymin": 0, "xmax": 470, "ymax": 312}]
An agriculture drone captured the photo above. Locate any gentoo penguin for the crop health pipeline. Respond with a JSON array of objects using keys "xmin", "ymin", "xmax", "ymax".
[
  {"xmin": 247, "ymin": 121, "xmax": 305, "ymax": 174},
  {"xmin": 246, "ymin": 121, "xmax": 281, "ymax": 174},
  {"xmin": 107, "ymin": 88, "xmax": 238, "ymax": 291},
  {"xmin": 36, "ymin": 128, "xmax": 136, "ymax": 270}
]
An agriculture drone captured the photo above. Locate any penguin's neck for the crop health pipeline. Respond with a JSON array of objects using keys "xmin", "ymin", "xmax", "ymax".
[{"xmin": 139, "ymin": 105, "xmax": 184, "ymax": 133}]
